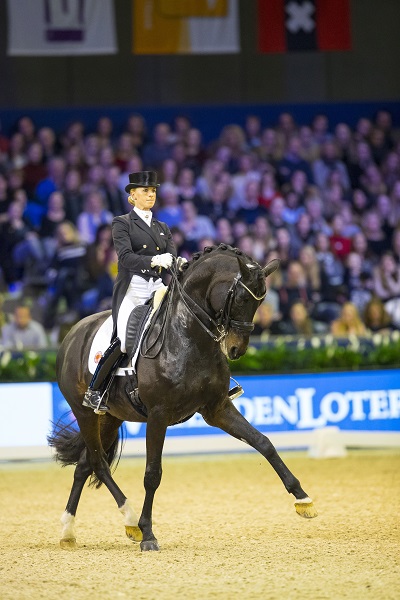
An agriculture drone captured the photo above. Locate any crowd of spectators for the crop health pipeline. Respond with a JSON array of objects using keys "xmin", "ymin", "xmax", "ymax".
[{"xmin": 0, "ymin": 108, "xmax": 400, "ymax": 348}]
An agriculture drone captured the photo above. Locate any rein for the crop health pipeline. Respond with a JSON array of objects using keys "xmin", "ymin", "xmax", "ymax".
[{"xmin": 169, "ymin": 258, "xmax": 266, "ymax": 344}]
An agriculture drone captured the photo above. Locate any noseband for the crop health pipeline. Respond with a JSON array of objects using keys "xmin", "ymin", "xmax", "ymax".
[{"xmin": 170, "ymin": 262, "xmax": 266, "ymax": 344}]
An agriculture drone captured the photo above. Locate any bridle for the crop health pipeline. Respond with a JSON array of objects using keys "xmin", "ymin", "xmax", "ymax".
[{"xmin": 169, "ymin": 259, "xmax": 266, "ymax": 344}]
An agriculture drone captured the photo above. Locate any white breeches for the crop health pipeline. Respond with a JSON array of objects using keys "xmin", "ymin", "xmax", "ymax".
[{"xmin": 117, "ymin": 275, "xmax": 166, "ymax": 353}]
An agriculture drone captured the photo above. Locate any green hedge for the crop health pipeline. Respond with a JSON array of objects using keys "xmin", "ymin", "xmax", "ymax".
[{"xmin": 0, "ymin": 332, "xmax": 399, "ymax": 382}]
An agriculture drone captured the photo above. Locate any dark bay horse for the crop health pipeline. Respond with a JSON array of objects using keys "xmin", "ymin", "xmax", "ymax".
[{"xmin": 49, "ymin": 244, "xmax": 317, "ymax": 552}]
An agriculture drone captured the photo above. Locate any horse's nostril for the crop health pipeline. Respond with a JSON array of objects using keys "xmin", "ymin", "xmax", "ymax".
[{"xmin": 230, "ymin": 347, "xmax": 239, "ymax": 359}]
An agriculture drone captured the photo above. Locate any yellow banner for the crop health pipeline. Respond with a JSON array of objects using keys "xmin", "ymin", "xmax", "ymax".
[
  {"xmin": 158, "ymin": 0, "xmax": 227, "ymax": 17},
  {"xmin": 133, "ymin": 0, "xmax": 239, "ymax": 55}
]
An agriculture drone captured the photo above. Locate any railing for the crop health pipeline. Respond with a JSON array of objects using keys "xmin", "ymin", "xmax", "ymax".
[{"xmin": 1, "ymin": 330, "xmax": 400, "ymax": 382}]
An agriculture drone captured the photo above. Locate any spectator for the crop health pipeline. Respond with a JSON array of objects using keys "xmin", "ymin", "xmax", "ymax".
[
  {"xmin": 258, "ymin": 166, "xmax": 282, "ymax": 209},
  {"xmin": 334, "ymin": 122, "xmax": 355, "ymax": 166},
  {"xmin": 268, "ymin": 196, "xmax": 287, "ymax": 232},
  {"xmin": 42, "ymin": 221, "xmax": 87, "ymax": 329},
  {"xmin": 114, "ymin": 133, "xmax": 135, "ymax": 173},
  {"xmin": 125, "ymin": 113, "xmax": 148, "ymax": 154},
  {"xmin": 203, "ymin": 179, "xmax": 234, "ymax": 223},
  {"xmin": 178, "ymin": 200, "xmax": 216, "ymax": 243},
  {"xmin": 142, "ymin": 122, "xmax": 173, "ymax": 170},
  {"xmin": 313, "ymin": 140, "xmax": 351, "ymax": 192},
  {"xmin": 215, "ymin": 217, "xmax": 235, "ymax": 246},
  {"xmin": 102, "ymin": 165, "xmax": 127, "ymax": 215},
  {"xmin": 391, "ymin": 227, "xmax": 400, "ymax": 264},
  {"xmin": 381, "ymin": 151, "xmax": 400, "ymax": 190},
  {"xmin": 184, "ymin": 128, "xmax": 207, "ymax": 175},
  {"xmin": 305, "ymin": 194, "xmax": 331, "ymax": 236},
  {"xmin": 298, "ymin": 245, "xmax": 321, "ymax": 297},
  {"xmin": 278, "ymin": 260, "xmax": 314, "ymax": 319},
  {"xmin": 0, "ymin": 200, "xmax": 32, "ymax": 291},
  {"xmin": 38, "ymin": 126, "xmax": 59, "ymax": 160},
  {"xmin": 155, "ymin": 183, "xmax": 183, "ymax": 229},
  {"xmin": 375, "ymin": 193, "xmax": 397, "ymax": 240},
  {"xmin": 329, "ymin": 213, "xmax": 352, "ymax": 261},
  {"xmin": 275, "ymin": 300, "xmax": 318, "ymax": 336},
  {"xmin": 77, "ymin": 190, "xmax": 113, "ymax": 245},
  {"xmin": 34, "ymin": 156, "xmax": 66, "ymax": 219},
  {"xmin": 290, "ymin": 213, "xmax": 315, "ymax": 258},
  {"xmin": 250, "ymin": 215, "xmax": 275, "ymax": 262},
  {"xmin": 235, "ymin": 179, "xmax": 267, "ymax": 225},
  {"xmin": 363, "ymin": 297, "xmax": 397, "ymax": 334},
  {"xmin": 372, "ymin": 252, "xmax": 400, "ymax": 301},
  {"xmin": 360, "ymin": 163, "xmax": 387, "ymax": 201},
  {"xmin": 347, "ymin": 141, "xmax": 374, "ymax": 189},
  {"xmin": 330, "ymin": 302, "xmax": 368, "ymax": 337},
  {"xmin": 0, "ymin": 172, "xmax": 11, "ymax": 224},
  {"xmin": 96, "ymin": 116, "xmax": 114, "ymax": 149},
  {"xmin": 252, "ymin": 302, "xmax": 280, "ymax": 337},
  {"xmin": 244, "ymin": 114, "xmax": 262, "ymax": 150},
  {"xmin": 276, "ymin": 135, "xmax": 313, "ymax": 186},
  {"xmin": 362, "ymin": 209, "xmax": 391, "ymax": 259},
  {"xmin": 256, "ymin": 127, "xmax": 281, "ymax": 163},
  {"xmin": 298, "ymin": 125, "xmax": 320, "ymax": 162},
  {"xmin": 311, "ymin": 113, "xmax": 330, "ymax": 145},
  {"xmin": 1, "ymin": 303, "xmax": 47, "ymax": 349},
  {"xmin": 230, "ymin": 152, "xmax": 260, "ymax": 210},
  {"xmin": 351, "ymin": 188, "xmax": 371, "ymax": 224},
  {"xmin": 63, "ymin": 169, "xmax": 84, "ymax": 224},
  {"xmin": 344, "ymin": 252, "xmax": 373, "ymax": 314},
  {"xmin": 215, "ymin": 124, "xmax": 247, "ymax": 173},
  {"xmin": 177, "ymin": 167, "xmax": 203, "ymax": 208},
  {"xmin": 315, "ymin": 231, "xmax": 346, "ymax": 303},
  {"xmin": 22, "ymin": 142, "xmax": 47, "ymax": 197},
  {"xmin": 274, "ymin": 226, "xmax": 296, "ymax": 273}
]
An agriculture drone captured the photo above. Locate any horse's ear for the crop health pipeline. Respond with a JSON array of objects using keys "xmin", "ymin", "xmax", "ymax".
[{"xmin": 263, "ymin": 258, "xmax": 280, "ymax": 279}]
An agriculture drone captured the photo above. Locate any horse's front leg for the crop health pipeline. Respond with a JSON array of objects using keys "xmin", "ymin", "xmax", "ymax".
[
  {"xmin": 201, "ymin": 401, "xmax": 317, "ymax": 518},
  {"xmin": 138, "ymin": 412, "xmax": 167, "ymax": 551}
]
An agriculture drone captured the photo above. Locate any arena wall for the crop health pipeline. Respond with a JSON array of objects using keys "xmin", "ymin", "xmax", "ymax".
[{"xmin": 1, "ymin": 369, "xmax": 399, "ymax": 461}]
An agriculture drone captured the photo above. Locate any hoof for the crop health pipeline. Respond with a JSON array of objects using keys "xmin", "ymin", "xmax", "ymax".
[
  {"xmin": 125, "ymin": 525, "xmax": 142, "ymax": 543},
  {"xmin": 140, "ymin": 539, "xmax": 160, "ymax": 552},
  {"xmin": 60, "ymin": 537, "xmax": 77, "ymax": 549},
  {"xmin": 295, "ymin": 500, "xmax": 318, "ymax": 519}
]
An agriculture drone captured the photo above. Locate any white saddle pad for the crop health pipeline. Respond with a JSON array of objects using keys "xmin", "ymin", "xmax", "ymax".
[{"xmin": 88, "ymin": 287, "xmax": 167, "ymax": 376}]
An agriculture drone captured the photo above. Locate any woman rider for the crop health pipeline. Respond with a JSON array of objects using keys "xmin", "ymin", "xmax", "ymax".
[{"xmin": 83, "ymin": 170, "xmax": 180, "ymax": 413}]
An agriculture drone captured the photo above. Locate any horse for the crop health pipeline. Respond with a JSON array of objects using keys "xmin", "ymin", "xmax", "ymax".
[{"xmin": 49, "ymin": 244, "xmax": 317, "ymax": 552}]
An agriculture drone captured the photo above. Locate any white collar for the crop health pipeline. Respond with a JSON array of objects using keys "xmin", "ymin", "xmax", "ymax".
[{"xmin": 134, "ymin": 206, "xmax": 152, "ymax": 226}]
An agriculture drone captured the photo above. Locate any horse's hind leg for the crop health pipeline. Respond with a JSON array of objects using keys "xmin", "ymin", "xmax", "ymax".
[
  {"xmin": 202, "ymin": 401, "xmax": 317, "ymax": 518},
  {"xmin": 60, "ymin": 448, "xmax": 92, "ymax": 549},
  {"xmin": 76, "ymin": 413, "xmax": 143, "ymax": 543}
]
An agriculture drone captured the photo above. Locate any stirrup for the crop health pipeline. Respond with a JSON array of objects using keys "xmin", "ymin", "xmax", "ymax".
[
  {"xmin": 228, "ymin": 376, "xmax": 244, "ymax": 401},
  {"xmin": 82, "ymin": 389, "xmax": 109, "ymax": 414}
]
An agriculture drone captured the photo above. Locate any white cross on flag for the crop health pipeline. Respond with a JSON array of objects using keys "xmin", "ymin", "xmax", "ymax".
[{"xmin": 258, "ymin": 0, "xmax": 351, "ymax": 53}]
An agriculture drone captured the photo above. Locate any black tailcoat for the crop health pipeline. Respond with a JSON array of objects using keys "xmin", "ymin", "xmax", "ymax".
[{"xmin": 111, "ymin": 210, "xmax": 177, "ymax": 337}]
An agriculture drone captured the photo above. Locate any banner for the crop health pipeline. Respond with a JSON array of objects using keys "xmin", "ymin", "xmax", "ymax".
[
  {"xmin": 133, "ymin": 0, "xmax": 240, "ymax": 54},
  {"xmin": 258, "ymin": 0, "xmax": 351, "ymax": 53},
  {"xmin": 7, "ymin": 0, "xmax": 117, "ymax": 56}
]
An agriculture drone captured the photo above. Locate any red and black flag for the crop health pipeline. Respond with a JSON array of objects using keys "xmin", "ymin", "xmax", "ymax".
[{"xmin": 258, "ymin": 0, "xmax": 351, "ymax": 53}]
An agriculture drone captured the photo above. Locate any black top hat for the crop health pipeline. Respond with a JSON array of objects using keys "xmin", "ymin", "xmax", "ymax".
[{"xmin": 125, "ymin": 171, "xmax": 160, "ymax": 193}]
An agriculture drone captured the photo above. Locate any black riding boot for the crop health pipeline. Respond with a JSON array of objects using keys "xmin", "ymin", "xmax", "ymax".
[{"xmin": 83, "ymin": 338, "xmax": 125, "ymax": 414}]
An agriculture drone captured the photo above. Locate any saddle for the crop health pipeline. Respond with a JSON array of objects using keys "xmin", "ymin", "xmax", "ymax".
[{"xmin": 121, "ymin": 293, "xmax": 195, "ymax": 425}]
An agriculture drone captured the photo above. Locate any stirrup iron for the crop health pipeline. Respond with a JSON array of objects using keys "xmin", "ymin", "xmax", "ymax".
[{"xmin": 228, "ymin": 376, "xmax": 244, "ymax": 401}]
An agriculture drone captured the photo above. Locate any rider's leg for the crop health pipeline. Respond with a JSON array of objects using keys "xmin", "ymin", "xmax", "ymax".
[{"xmin": 82, "ymin": 337, "xmax": 125, "ymax": 412}]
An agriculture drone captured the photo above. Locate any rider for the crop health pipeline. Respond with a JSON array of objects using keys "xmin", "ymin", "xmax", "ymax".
[{"xmin": 83, "ymin": 170, "xmax": 179, "ymax": 413}]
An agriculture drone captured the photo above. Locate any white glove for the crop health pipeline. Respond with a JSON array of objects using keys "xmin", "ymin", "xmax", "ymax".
[
  {"xmin": 151, "ymin": 253, "xmax": 173, "ymax": 269},
  {"xmin": 176, "ymin": 256, "xmax": 188, "ymax": 271}
]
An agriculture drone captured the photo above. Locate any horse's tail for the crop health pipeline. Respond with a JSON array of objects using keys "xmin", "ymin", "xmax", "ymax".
[{"xmin": 48, "ymin": 418, "xmax": 124, "ymax": 489}]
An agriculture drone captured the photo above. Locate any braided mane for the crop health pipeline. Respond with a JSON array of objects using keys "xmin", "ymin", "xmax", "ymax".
[{"xmin": 179, "ymin": 244, "xmax": 266, "ymax": 295}]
